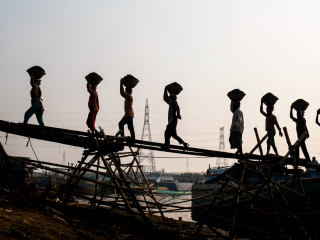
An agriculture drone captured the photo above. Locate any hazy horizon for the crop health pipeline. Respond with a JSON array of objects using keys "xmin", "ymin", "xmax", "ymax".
[{"xmin": 1, "ymin": 1, "xmax": 320, "ymax": 172}]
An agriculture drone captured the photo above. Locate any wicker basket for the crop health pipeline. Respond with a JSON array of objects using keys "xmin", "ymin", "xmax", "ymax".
[
  {"xmin": 292, "ymin": 99, "xmax": 309, "ymax": 111},
  {"xmin": 262, "ymin": 92, "xmax": 279, "ymax": 106},
  {"xmin": 167, "ymin": 82, "xmax": 183, "ymax": 95},
  {"xmin": 122, "ymin": 74, "xmax": 139, "ymax": 88},
  {"xmin": 227, "ymin": 89, "xmax": 246, "ymax": 101},
  {"xmin": 85, "ymin": 72, "xmax": 103, "ymax": 86},
  {"xmin": 123, "ymin": 79, "xmax": 139, "ymax": 88},
  {"xmin": 27, "ymin": 66, "xmax": 46, "ymax": 80}
]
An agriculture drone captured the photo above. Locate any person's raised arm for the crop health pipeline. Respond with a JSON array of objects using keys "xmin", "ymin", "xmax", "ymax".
[
  {"xmin": 316, "ymin": 109, "xmax": 320, "ymax": 126},
  {"xmin": 290, "ymin": 105, "xmax": 297, "ymax": 122},
  {"xmin": 87, "ymin": 81, "xmax": 94, "ymax": 94},
  {"xmin": 28, "ymin": 69, "xmax": 36, "ymax": 88},
  {"xmin": 120, "ymin": 79, "xmax": 127, "ymax": 98},
  {"xmin": 296, "ymin": 107, "xmax": 303, "ymax": 119},
  {"xmin": 260, "ymin": 100, "xmax": 267, "ymax": 117},
  {"xmin": 163, "ymin": 85, "xmax": 170, "ymax": 104}
]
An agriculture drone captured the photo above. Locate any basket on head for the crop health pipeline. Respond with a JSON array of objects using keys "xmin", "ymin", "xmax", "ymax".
[
  {"xmin": 167, "ymin": 82, "xmax": 183, "ymax": 95},
  {"xmin": 27, "ymin": 66, "xmax": 46, "ymax": 80},
  {"xmin": 85, "ymin": 72, "xmax": 103, "ymax": 86},
  {"xmin": 292, "ymin": 99, "xmax": 309, "ymax": 111},
  {"xmin": 262, "ymin": 92, "xmax": 279, "ymax": 106},
  {"xmin": 227, "ymin": 89, "xmax": 246, "ymax": 101},
  {"xmin": 122, "ymin": 74, "xmax": 139, "ymax": 88}
]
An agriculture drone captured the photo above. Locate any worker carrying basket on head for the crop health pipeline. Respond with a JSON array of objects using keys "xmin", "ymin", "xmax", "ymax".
[
  {"xmin": 24, "ymin": 66, "xmax": 46, "ymax": 126},
  {"xmin": 227, "ymin": 89, "xmax": 245, "ymax": 155},
  {"xmin": 118, "ymin": 74, "xmax": 139, "ymax": 141},
  {"xmin": 260, "ymin": 93, "xmax": 283, "ymax": 155},
  {"xmin": 85, "ymin": 72, "xmax": 102, "ymax": 134},
  {"xmin": 290, "ymin": 99, "xmax": 311, "ymax": 162},
  {"xmin": 162, "ymin": 83, "xmax": 188, "ymax": 149}
]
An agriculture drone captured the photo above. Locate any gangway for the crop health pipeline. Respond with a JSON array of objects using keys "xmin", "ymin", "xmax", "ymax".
[
  {"xmin": 0, "ymin": 120, "xmax": 318, "ymax": 169},
  {"xmin": 1, "ymin": 120, "xmax": 320, "ymax": 237}
]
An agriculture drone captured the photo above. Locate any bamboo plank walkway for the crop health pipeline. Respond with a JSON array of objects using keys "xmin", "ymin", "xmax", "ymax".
[{"xmin": 0, "ymin": 120, "xmax": 319, "ymax": 169}]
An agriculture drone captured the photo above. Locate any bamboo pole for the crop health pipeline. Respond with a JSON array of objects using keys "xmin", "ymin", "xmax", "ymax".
[
  {"xmin": 230, "ymin": 163, "xmax": 247, "ymax": 235},
  {"xmin": 283, "ymin": 127, "xmax": 306, "ymax": 196},
  {"xmin": 267, "ymin": 180, "xmax": 285, "ymax": 236},
  {"xmin": 280, "ymin": 130, "xmax": 307, "ymax": 166},
  {"xmin": 128, "ymin": 146, "xmax": 164, "ymax": 219},
  {"xmin": 270, "ymin": 181, "xmax": 311, "ymax": 239},
  {"xmin": 97, "ymin": 130, "xmax": 147, "ymax": 222},
  {"xmin": 195, "ymin": 164, "xmax": 240, "ymax": 234},
  {"xmin": 249, "ymin": 133, "xmax": 267, "ymax": 154},
  {"xmin": 254, "ymin": 128, "xmax": 264, "ymax": 156},
  {"xmin": 10, "ymin": 156, "xmax": 149, "ymax": 191}
]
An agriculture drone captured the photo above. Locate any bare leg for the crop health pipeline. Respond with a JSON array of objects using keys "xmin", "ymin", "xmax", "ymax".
[
  {"xmin": 271, "ymin": 144, "xmax": 279, "ymax": 155},
  {"xmin": 266, "ymin": 143, "xmax": 271, "ymax": 155},
  {"xmin": 164, "ymin": 124, "xmax": 171, "ymax": 145},
  {"xmin": 126, "ymin": 117, "xmax": 135, "ymax": 140},
  {"xmin": 237, "ymin": 144, "xmax": 243, "ymax": 155},
  {"xmin": 118, "ymin": 117, "xmax": 126, "ymax": 137},
  {"xmin": 300, "ymin": 140, "xmax": 311, "ymax": 161}
]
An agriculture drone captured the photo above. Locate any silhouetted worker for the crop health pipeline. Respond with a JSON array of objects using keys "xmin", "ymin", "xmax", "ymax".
[
  {"xmin": 229, "ymin": 101, "xmax": 243, "ymax": 154},
  {"xmin": 86, "ymin": 82, "xmax": 99, "ymax": 133},
  {"xmin": 316, "ymin": 109, "xmax": 320, "ymax": 126},
  {"xmin": 290, "ymin": 105, "xmax": 311, "ymax": 161},
  {"xmin": 312, "ymin": 157, "xmax": 318, "ymax": 164},
  {"xmin": 260, "ymin": 100, "xmax": 283, "ymax": 155},
  {"xmin": 163, "ymin": 86, "xmax": 188, "ymax": 148},
  {"xmin": 118, "ymin": 78, "xmax": 135, "ymax": 140},
  {"xmin": 23, "ymin": 70, "xmax": 45, "ymax": 126}
]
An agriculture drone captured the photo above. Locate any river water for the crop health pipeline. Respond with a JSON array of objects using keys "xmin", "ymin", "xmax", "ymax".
[
  {"xmin": 78, "ymin": 193, "xmax": 194, "ymax": 222},
  {"xmin": 140, "ymin": 194, "xmax": 193, "ymax": 222}
]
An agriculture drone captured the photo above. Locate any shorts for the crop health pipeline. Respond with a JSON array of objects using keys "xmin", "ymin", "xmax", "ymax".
[
  {"xmin": 267, "ymin": 129, "xmax": 276, "ymax": 145},
  {"xmin": 229, "ymin": 131, "xmax": 242, "ymax": 149}
]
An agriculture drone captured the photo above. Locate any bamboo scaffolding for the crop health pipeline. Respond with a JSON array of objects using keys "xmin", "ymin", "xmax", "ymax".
[{"xmin": 1, "ymin": 120, "xmax": 320, "ymax": 238}]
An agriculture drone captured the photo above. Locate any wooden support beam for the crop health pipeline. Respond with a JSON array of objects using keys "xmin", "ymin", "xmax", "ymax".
[
  {"xmin": 129, "ymin": 146, "xmax": 164, "ymax": 219},
  {"xmin": 10, "ymin": 156, "xmax": 149, "ymax": 191},
  {"xmin": 98, "ymin": 129, "xmax": 149, "ymax": 223},
  {"xmin": 270, "ymin": 181, "xmax": 311, "ymax": 239},
  {"xmin": 239, "ymin": 159, "xmax": 272, "ymax": 170},
  {"xmin": 280, "ymin": 130, "xmax": 307, "ymax": 166},
  {"xmin": 267, "ymin": 180, "xmax": 285, "ymax": 235},
  {"xmin": 250, "ymin": 133, "xmax": 267, "ymax": 155},
  {"xmin": 230, "ymin": 163, "xmax": 247, "ymax": 235},
  {"xmin": 196, "ymin": 164, "xmax": 240, "ymax": 234},
  {"xmin": 253, "ymin": 128, "xmax": 264, "ymax": 156}
]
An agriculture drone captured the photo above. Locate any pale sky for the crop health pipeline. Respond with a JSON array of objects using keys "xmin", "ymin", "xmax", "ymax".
[{"xmin": 1, "ymin": 1, "xmax": 320, "ymax": 172}]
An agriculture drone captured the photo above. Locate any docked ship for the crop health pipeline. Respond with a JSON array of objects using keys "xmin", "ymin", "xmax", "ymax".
[
  {"xmin": 142, "ymin": 170, "xmax": 194, "ymax": 194},
  {"xmin": 192, "ymin": 164, "xmax": 231, "ymax": 204},
  {"xmin": 34, "ymin": 171, "xmax": 110, "ymax": 195},
  {"xmin": 204, "ymin": 164, "xmax": 230, "ymax": 182},
  {"xmin": 192, "ymin": 162, "xmax": 320, "ymax": 207}
]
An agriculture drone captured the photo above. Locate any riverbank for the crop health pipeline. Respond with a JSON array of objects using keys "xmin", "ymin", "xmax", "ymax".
[{"xmin": 0, "ymin": 197, "xmax": 224, "ymax": 239}]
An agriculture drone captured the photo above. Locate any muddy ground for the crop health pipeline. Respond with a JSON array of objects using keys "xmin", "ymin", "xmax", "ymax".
[{"xmin": 0, "ymin": 198, "xmax": 223, "ymax": 240}]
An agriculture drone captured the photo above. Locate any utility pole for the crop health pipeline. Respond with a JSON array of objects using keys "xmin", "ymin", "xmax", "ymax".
[
  {"xmin": 62, "ymin": 150, "xmax": 66, "ymax": 166},
  {"xmin": 139, "ymin": 99, "xmax": 156, "ymax": 172},
  {"xmin": 216, "ymin": 126, "xmax": 228, "ymax": 167},
  {"xmin": 185, "ymin": 158, "xmax": 189, "ymax": 173}
]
